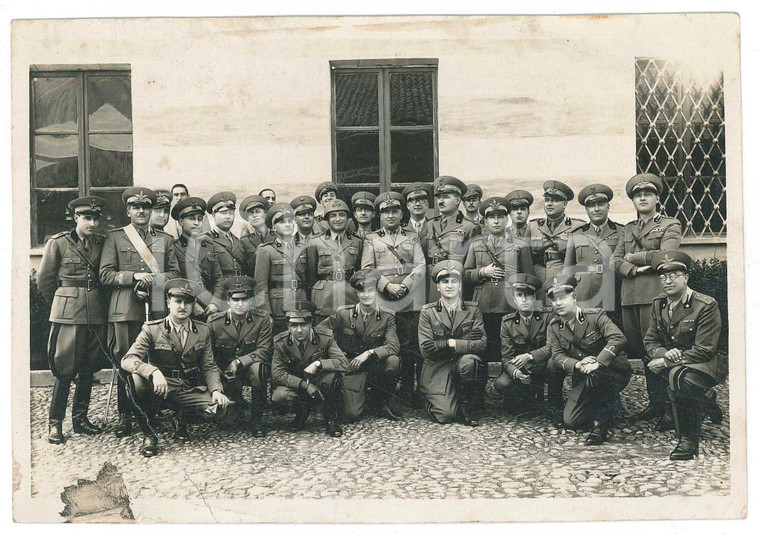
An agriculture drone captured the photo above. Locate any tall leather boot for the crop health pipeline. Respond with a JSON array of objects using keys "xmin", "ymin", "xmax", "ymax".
[
  {"xmin": 703, "ymin": 388, "xmax": 723, "ymax": 424},
  {"xmin": 634, "ymin": 363, "xmax": 667, "ymax": 421},
  {"xmin": 670, "ymin": 394, "xmax": 703, "ymax": 461},
  {"xmin": 250, "ymin": 392, "xmax": 267, "ymax": 438},
  {"xmin": 290, "ymin": 396, "xmax": 311, "ymax": 431},
  {"xmin": 72, "ymin": 373, "xmax": 102, "ymax": 435},
  {"xmin": 115, "ymin": 377, "xmax": 133, "ymax": 437},
  {"xmin": 136, "ymin": 413, "xmax": 158, "ymax": 457},
  {"xmin": 323, "ymin": 396, "xmax": 344, "ymax": 437},
  {"xmin": 457, "ymin": 383, "xmax": 480, "ymax": 427},
  {"xmin": 547, "ymin": 372, "xmax": 565, "ymax": 428},
  {"xmin": 375, "ymin": 374, "xmax": 402, "ymax": 421},
  {"xmin": 48, "ymin": 378, "xmax": 72, "ymax": 444}
]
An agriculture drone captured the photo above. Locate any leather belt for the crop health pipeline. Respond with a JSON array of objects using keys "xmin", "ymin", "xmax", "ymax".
[
  {"xmin": 577, "ymin": 264, "xmax": 605, "ymax": 274},
  {"xmin": 160, "ymin": 366, "xmax": 200, "ymax": 380},
  {"xmin": 59, "ymin": 279, "xmax": 97, "ymax": 291},
  {"xmin": 269, "ymin": 281, "xmax": 303, "ymax": 290}
]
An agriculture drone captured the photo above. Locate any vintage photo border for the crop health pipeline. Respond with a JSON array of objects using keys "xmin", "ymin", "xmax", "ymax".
[{"xmin": 8, "ymin": 10, "xmax": 748, "ymax": 524}]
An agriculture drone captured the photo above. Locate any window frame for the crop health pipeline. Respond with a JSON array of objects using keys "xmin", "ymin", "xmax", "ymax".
[
  {"xmin": 329, "ymin": 58, "xmax": 439, "ymax": 194},
  {"xmin": 29, "ymin": 64, "xmax": 133, "ymax": 246}
]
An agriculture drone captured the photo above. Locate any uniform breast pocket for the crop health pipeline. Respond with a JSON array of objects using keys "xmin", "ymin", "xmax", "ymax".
[
  {"xmin": 432, "ymin": 324, "xmax": 446, "ymax": 337},
  {"xmin": 513, "ymin": 336, "xmax": 528, "ymax": 347},
  {"xmin": 677, "ymin": 321, "xmax": 696, "ymax": 335},
  {"xmin": 120, "ymin": 246, "xmax": 139, "ymax": 266},
  {"xmin": 150, "ymin": 243, "xmax": 165, "ymax": 255},
  {"xmin": 317, "ymin": 252, "xmax": 333, "ymax": 270},
  {"xmin": 53, "ymin": 287, "xmax": 79, "ymax": 319},
  {"xmin": 373, "ymin": 243, "xmax": 387, "ymax": 254},
  {"xmin": 62, "ymin": 256, "xmax": 82, "ymax": 276},
  {"xmin": 271, "ymin": 258, "xmax": 285, "ymax": 275}
]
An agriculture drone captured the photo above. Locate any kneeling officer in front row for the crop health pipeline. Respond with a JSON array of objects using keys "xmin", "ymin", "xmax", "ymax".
[
  {"xmin": 545, "ymin": 274, "xmax": 632, "ymax": 445},
  {"xmin": 209, "ymin": 276, "xmax": 274, "ymax": 438},
  {"xmin": 271, "ymin": 301, "xmax": 349, "ymax": 437},
  {"xmin": 418, "ymin": 260, "xmax": 487, "ymax": 426},
  {"xmin": 122, "ymin": 279, "xmax": 231, "ymax": 457},
  {"xmin": 318, "ymin": 269, "xmax": 402, "ymax": 423}
]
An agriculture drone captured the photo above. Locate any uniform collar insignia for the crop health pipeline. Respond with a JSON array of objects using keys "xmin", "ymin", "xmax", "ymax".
[
  {"xmin": 577, "ymin": 309, "xmax": 586, "ymax": 324},
  {"xmin": 211, "ymin": 229, "xmax": 219, "ymax": 238}
]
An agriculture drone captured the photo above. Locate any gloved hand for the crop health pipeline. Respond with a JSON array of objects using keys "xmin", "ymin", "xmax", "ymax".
[
  {"xmin": 421, "ymin": 340, "xmax": 448, "ymax": 354},
  {"xmin": 223, "ymin": 360, "xmax": 239, "ymax": 382},
  {"xmin": 305, "ymin": 383, "xmax": 324, "ymax": 401}
]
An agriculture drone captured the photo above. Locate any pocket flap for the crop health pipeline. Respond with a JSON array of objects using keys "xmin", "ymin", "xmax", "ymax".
[{"xmin": 54, "ymin": 287, "xmax": 78, "ymax": 297}]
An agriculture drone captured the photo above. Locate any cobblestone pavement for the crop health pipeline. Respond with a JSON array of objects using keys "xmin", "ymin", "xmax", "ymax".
[{"xmin": 29, "ymin": 361, "xmax": 730, "ymax": 505}]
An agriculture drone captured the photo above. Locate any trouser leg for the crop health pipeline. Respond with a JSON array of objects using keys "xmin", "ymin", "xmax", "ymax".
[
  {"xmin": 71, "ymin": 325, "xmax": 103, "ymax": 423},
  {"xmin": 248, "ymin": 362, "xmax": 269, "ymax": 428},
  {"xmin": 624, "ymin": 305, "xmax": 667, "ymax": 410},
  {"xmin": 130, "ymin": 374, "xmax": 157, "ymax": 436},
  {"xmin": 108, "ymin": 321, "xmax": 143, "ymax": 415},
  {"xmin": 49, "ymin": 377, "xmax": 73, "ymax": 425},
  {"xmin": 456, "ymin": 354, "xmax": 484, "ymax": 425},
  {"xmin": 397, "ymin": 311, "xmax": 422, "ymax": 403}
]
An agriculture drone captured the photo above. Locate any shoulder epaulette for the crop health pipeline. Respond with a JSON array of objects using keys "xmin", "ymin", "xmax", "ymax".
[
  {"xmin": 583, "ymin": 307, "xmax": 604, "ymax": 316},
  {"xmin": 548, "ymin": 316, "xmax": 561, "ymax": 325},
  {"xmin": 145, "ymin": 318, "xmax": 164, "ymax": 325},
  {"xmin": 207, "ymin": 311, "xmax": 226, "ymax": 323},
  {"xmin": 692, "ymin": 292, "xmax": 716, "ymax": 305},
  {"xmin": 250, "ymin": 307, "xmax": 269, "ymax": 317},
  {"xmin": 336, "ymin": 304, "xmax": 354, "ymax": 311},
  {"xmin": 421, "ymin": 303, "xmax": 436, "ymax": 310},
  {"xmin": 463, "ymin": 300, "xmax": 478, "ymax": 308},
  {"xmin": 274, "ymin": 331, "xmax": 290, "ymax": 342},
  {"xmin": 379, "ymin": 306, "xmax": 396, "ymax": 316},
  {"xmin": 502, "ymin": 311, "xmax": 519, "ymax": 321},
  {"xmin": 51, "ymin": 230, "xmax": 70, "ymax": 239},
  {"xmin": 314, "ymin": 326, "xmax": 333, "ymax": 337}
]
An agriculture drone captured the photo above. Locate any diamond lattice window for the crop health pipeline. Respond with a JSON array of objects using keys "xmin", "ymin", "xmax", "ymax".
[{"xmin": 635, "ymin": 58, "xmax": 726, "ymax": 242}]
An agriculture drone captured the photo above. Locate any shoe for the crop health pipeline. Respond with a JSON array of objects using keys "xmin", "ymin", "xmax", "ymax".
[
  {"xmin": 669, "ymin": 436, "xmax": 699, "ymax": 460},
  {"xmin": 502, "ymin": 398, "xmax": 524, "ymax": 416},
  {"xmin": 400, "ymin": 389, "xmax": 421, "ymax": 409},
  {"xmin": 325, "ymin": 420, "xmax": 343, "ymax": 437},
  {"xmin": 585, "ymin": 422, "xmax": 608, "ymax": 445},
  {"xmin": 72, "ymin": 417, "xmax": 103, "ymax": 435},
  {"xmin": 115, "ymin": 413, "xmax": 132, "ymax": 438},
  {"xmin": 633, "ymin": 404, "xmax": 664, "ymax": 422},
  {"xmin": 48, "ymin": 423, "xmax": 65, "ymax": 445},
  {"xmin": 377, "ymin": 403, "xmax": 402, "ymax": 421},
  {"xmin": 704, "ymin": 391, "xmax": 723, "ymax": 424},
  {"xmin": 140, "ymin": 434, "xmax": 159, "ymax": 457},
  {"xmin": 457, "ymin": 405, "xmax": 480, "ymax": 427},
  {"xmin": 251, "ymin": 421, "xmax": 267, "ymax": 438},
  {"xmin": 550, "ymin": 407, "xmax": 565, "ymax": 429},
  {"xmin": 654, "ymin": 411, "xmax": 675, "ymax": 432}
]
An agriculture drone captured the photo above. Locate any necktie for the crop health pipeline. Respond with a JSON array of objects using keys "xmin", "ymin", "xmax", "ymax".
[
  {"xmin": 177, "ymin": 325, "xmax": 188, "ymax": 348},
  {"xmin": 298, "ymin": 342, "xmax": 306, "ymax": 355},
  {"xmin": 441, "ymin": 218, "xmax": 448, "ymax": 231},
  {"xmin": 81, "ymin": 237, "xmax": 90, "ymax": 254},
  {"xmin": 595, "ymin": 226, "xmax": 602, "ymax": 237}
]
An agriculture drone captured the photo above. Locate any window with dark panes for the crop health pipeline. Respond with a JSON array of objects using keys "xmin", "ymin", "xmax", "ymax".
[
  {"xmin": 330, "ymin": 60, "xmax": 438, "ymax": 198},
  {"xmin": 30, "ymin": 66, "xmax": 133, "ymax": 246}
]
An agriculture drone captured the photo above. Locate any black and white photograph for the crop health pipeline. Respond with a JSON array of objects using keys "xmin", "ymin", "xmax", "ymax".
[{"xmin": 10, "ymin": 12, "xmax": 746, "ymax": 523}]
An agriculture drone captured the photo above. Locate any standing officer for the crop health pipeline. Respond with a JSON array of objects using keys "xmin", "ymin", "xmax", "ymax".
[
  {"xmin": 493, "ymin": 274, "xmax": 555, "ymax": 415},
  {"xmin": 253, "ymin": 203, "xmax": 309, "ymax": 334},
  {"xmin": 122, "ymin": 279, "xmax": 230, "ymax": 457},
  {"xmin": 209, "ymin": 276, "xmax": 274, "ymax": 438},
  {"xmin": 528, "ymin": 181, "xmax": 585, "ymax": 282},
  {"xmin": 172, "ymin": 197, "xmax": 223, "ymax": 318},
  {"xmin": 463, "ymin": 184, "xmax": 485, "ymax": 226},
  {"xmin": 239, "ymin": 194, "xmax": 276, "ymax": 275},
  {"xmin": 318, "ymin": 269, "xmax": 402, "ymax": 422},
  {"xmin": 271, "ymin": 301, "xmax": 349, "ymax": 437},
  {"xmin": 259, "ymin": 188, "xmax": 277, "ymax": 208},
  {"xmin": 361, "ymin": 191, "xmax": 426, "ymax": 407},
  {"xmin": 100, "ymin": 187, "xmax": 180, "ymax": 437},
  {"xmin": 291, "ymin": 195, "xmax": 322, "ymax": 245},
  {"xmin": 422, "ymin": 176, "xmax": 481, "ymax": 302},
  {"xmin": 563, "ymin": 184, "xmax": 621, "ymax": 316},
  {"xmin": 313, "ymin": 181, "xmax": 338, "ymax": 234},
  {"xmin": 644, "ymin": 251, "xmax": 724, "ymax": 460},
  {"xmin": 418, "ymin": 261, "xmax": 487, "ymax": 426},
  {"xmin": 351, "ymin": 191, "xmax": 377, "ymax": 239},
  {"xmin": 401, "ymin": 183, "xmax": 433, "ymax": 236},
  {"xmin": 149, "ymin": 189, "xmax": 172, "ymax": 232},
  {"xmin": 545, "ymin": 274, "xmax": 632, "ymax": 445},
  {"xmin": 201, "ymin": 192, "xmax": 249, "ymax": 281},
  {"xmin": 306, "ymin": 199, "xmax": 363, "ymax": 324},
  {"xmin": 38, "ymin": 196, "xmax": 109, "ymax": 444},
  {"xmin": 612, "ymin": 173, "xmax": 682, "ymax": 427},
  {"xmin": 505, "ymin": 190, "xmax": 534, "ymax": 245},
  {"xmin": 463, "ymin": 197, "xmax": 534, "ymax": 363}
]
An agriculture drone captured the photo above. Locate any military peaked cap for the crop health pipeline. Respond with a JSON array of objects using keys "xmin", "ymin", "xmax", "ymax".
[
  {"xmin": 69, "ymin": 196, "xmax": 106, "ymax": 216},
  {"xmin": 282, "ymin": 301, "xmax": 317, "ymax": 322},
  {"xmin": 375, "ymin": 191, "xmax": 405, "ymax": 211},
  {"xmin": 543, "ymin": 180, "xmax": 574, "ymax": 201},
  {"xmin": 542, "ymin": 273, "xmax": 578, "ymax": 298},
  {"xmin": 507, "ymin": 273, "xmax": 543, "ymax": 294},
  {"xmin": 239, "ymin": 195, "xmax": 269, "ymax": 218},
  {"xmin": 153, "ymin": 189, "xmax": 172, "ymax": 209},
  {"xmin": 223, "ymin": 276, "xmax": 256, "ymax": 298},
  {"xmin": 207, "ymin": 191, "xmax": 237, "ymax": 214},
  {"xmin": 431, "ymin": 260, "xmax": 464, "ymax": 282},
  {"xmin": 626, "ymin": 173, "xmax": 663, "ymax": 198},
  {"xmin": 402, "ymin": 183, "xmax": 432, "ymax": 201},
  {"xmin": 651, "ymin": 250, "xmax": 692, "ymax": 273},
  {"xmin": 578, "ymin": 184, "xmax": 614, "ymax": 206},
  {"xmin": 464, "ymin": 184, "xmax": 483, "ymax": 199},
  {"xmin": 171, "ymin": 196, "xmax": 207, "ymax": 220},
  {"xmin": 351, "ymin": 191, "xmax": 377, "ymax": 210},
  {"xmin": 479, "ymin": 196, "xmax": 509, "ymax": 217},
  {"xmin": 315, "ymin": 181, "xmax": 338, "ymax": 202},
  {"xmin": 434, "ymin": 176, "xmax": 467, "ymax": 197},
  {"xmin": 122, "ymin": 187, "xmax": 157, "ymax": 207},
  {"xmin": 266, "ymin": 202, "xmax": 295, "ymax": 228},
  {"xmin": 505, "ymin": 190, "xmax": 534, "ymax": 209},
  {"xmin": 290, "ymin": 195, "xmax": 317, "ymax": 214},
  {"xmin": 164, "ymin": 278, "xmax": 201, "ymax": 301}
]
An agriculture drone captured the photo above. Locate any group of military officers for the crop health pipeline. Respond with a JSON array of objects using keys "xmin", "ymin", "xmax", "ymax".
[{"xmin": 36, "ymin": 173, "xmax": 726, "ymax": 461}]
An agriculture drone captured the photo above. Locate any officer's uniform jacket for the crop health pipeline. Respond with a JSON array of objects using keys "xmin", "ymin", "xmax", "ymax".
[
  {"xmin": 174, "ymin": 236, "xmax": 224, "ymax": 307},
  {"xmin": 612, "ymin": 213, "xmax": 682, "ymax": 306},
  {"xmin": 563, "ymin": 220, "xmax": 621, "ymax": 310},
  {"xmin": 208, "ymin": 308, "xmax": 273, "ymax": 369},
  {"xmin": 314, "ymin": 215, "xmax": 357, "ymax": 236},
  {"xmin": 240, "ymin": 229, "xmax": 277, "ymax": 276},
  {"xmin": 253, "ymin": 236, "xmax": 309, "ymax": 319},
  {"xmin": 38, "ymin": 229, "xmax": 108, "ymax": 325},
  {"xmin": 644, "ymin": 289, "xmax": 726, "ymax": 383},
  {"xmin": 527, "ymin": 215, "xmax": 586, "ymax": 281},
  {"xmin": 463, "ymin": 234, "xmax": 534, "ymax": 313},
  {"xmin": 200, "ymin": 227, "xmax": 249, "ymax": 279},
  {"xmin": 401, "ymin": 217, "xmax": 427, "ymax": 236},
  {"xmin": 418, "ymin": 300, "xmax": 487, "ymax": 361},
  {"xmin": 306, "ymin": 230, "xmax": 363, "ymax": 316},
  {"xmin": 500, "ymin": 309, "xmax": 553, "ymax": 377},
  {"xmin": 318, "ymin": 304, "xmax": 400, "ymax": 359},
  {"xmin": 361, "ymin": 227, "xmax": 426, "ymax": 313},
  {"xmin": 465, "ymin": 213, "xmax": 485, "ymax": 227},
  {"xmin": 420, "ymin": 212, "xmax": 481, "ymax": 300},
  {"xmin": 121, "ymin": 317, "xmax": 223, "ymax": 393},
  {"xmin": 99, "ymin": 225, "xmax": 180, "ymax": 323},
  {"xmin": 271, "ymin": 326, "xmax": 349, "ymax": 390},
  {"xmin": 509, "ymin": 224, "xmax": 532, "ymax": 249},
  {"xmin": 548, "ymin": 307, "xmax": 632, "ymax": 377}
]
